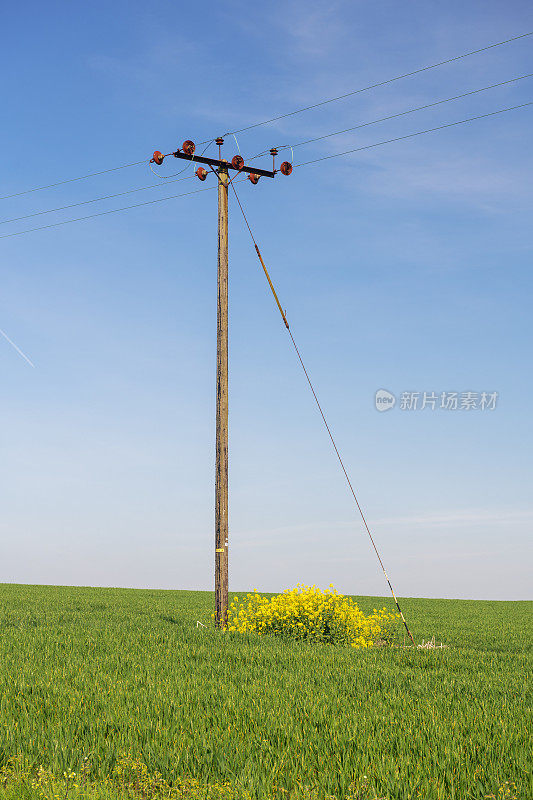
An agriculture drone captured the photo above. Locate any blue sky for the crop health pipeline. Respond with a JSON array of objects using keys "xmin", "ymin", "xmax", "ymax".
[{"xmin": 1, "ymin": 0, "xmax": 532, "ymax": 599}]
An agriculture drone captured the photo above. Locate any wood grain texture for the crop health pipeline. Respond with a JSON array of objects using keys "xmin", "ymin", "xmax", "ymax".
[{"xmin": 215, "ymin": 165, "xmax": 229, "ymax": 628}]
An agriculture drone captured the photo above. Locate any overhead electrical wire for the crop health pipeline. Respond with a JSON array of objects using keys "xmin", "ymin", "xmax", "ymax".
[
  {"xmin": 220, "ymin": 30, "xmax": 533, "ymax": 137},
  {"xmin": 2, "ymin": 99, "xmax": 530, "ymax": 239},
  {"xmin": 230, "ymin": 179, "xmax": 416, "ymax": 643},
  {"xmin": 3, "ymin": 83, "xmax": 530, "ymax": 229},
  {"xmin": 0, "ymin": 159, "xmax": 148, "ymax": 202},
  {"xmin": 1, "ymin": 30, "xmax": 531, "ymax": 202},
  {"xmin": 0, "ymin": 142, "xmax": 216, "ymax": 226},
  {"xmin": 0, "ymin": 178, "xmax": 250, "ymax": 240},
  {"xmin": 249, "ymin": 73, "xmax": 533, "ymax": 159},
  {"xmin": 294, "ymin": 101, "xmax": 533, "ymax": 167},
  {"xmin": 0, "ymin": 184, "xmax": 218, "ymax": 239},
  {"xmin": 0, "ymin": 174, "xmax": 195, "ymax": 227},
  {"xmin": 0, "ymin": 144, "xmax": 212, "ymax": 206},
  {"xmin": 1, "ymin": 32, "xmax": 530, "ymax": 622}
]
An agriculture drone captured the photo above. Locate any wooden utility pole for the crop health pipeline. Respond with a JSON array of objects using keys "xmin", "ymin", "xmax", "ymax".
[
  {"xmin": 215, "ymin": 163, "xmax": 229, "ymax": 628},
  {"xmin": 150, "ymin": 140, "xmax": 279, "ymax": 630}
]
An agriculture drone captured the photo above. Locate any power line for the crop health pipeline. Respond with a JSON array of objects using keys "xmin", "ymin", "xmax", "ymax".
[
  {"xmin": 0, "ymin": 143, "xmax": 216, "ymax": 204},
  {"xmin": 221, "ymin": 31, "xmax": 533, "ymax": 136},
  {"xmin": 2, "ymin": 101, "xmax": 530, "ymax": 240},
  {"xmin": 249, "ymin": 73, "xmax": 533, "ymax": 158},
  {"xmin": 0, "ymin": 184, "xmax": 217, "ymax": 239},
  {"xmin": 0, "ymin": 159, "xmax": 148, "ymax": 202},
  {"xmin": 2, "ymin": 31, "xmax": 531, "ymax": 203},
  {"xmin": 0, "ymin": 142, "xmax": 218, "ymax": 226},
  {"xmin": 295, "ymin": 101, "xmax": 533, "ymax": 167},
  {"xmin": 231, "ymin": 180, "xmax": 415, "ymax": 643},
  {"xmin": 0, "ymin": 174, "xmax": 195, "ymax": 226},
  {"xmin": 5, "ymin": 78, "xmax": 530, "ymax": 228}
]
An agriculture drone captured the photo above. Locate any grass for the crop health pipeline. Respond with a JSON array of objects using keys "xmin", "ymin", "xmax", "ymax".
[{"xmin": 0, "ymin": 583, "xmax": 530, "ymax": 799}]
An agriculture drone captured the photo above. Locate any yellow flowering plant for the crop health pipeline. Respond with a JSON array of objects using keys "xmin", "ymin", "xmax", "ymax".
[{"xmin": 223, "ymin": 584, "xmax": 400, "ymax": 648}]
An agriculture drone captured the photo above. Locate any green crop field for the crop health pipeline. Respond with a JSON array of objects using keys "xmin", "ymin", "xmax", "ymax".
[{"xmin": 0, "ymin": 584, "xmax": 530, "ymax": 800}]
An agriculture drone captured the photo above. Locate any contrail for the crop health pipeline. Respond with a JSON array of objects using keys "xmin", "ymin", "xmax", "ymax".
[{"xmin": 0, "ymin": 327, "xmax": 35, "ymax": 367}]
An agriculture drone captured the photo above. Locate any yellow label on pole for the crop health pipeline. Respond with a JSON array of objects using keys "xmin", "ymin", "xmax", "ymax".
[{"xmin": 215, "ymin": 548, "xmax": 224, "ymax": 552}]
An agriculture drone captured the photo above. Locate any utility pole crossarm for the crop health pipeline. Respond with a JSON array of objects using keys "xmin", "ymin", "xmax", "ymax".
[
  {"xmin": 150, "ymin": 139, "xmax": 294, "ymax": 184},
  {"xmin": 171, "ymin": 151, "xmax": 275, "ymax": 178}
]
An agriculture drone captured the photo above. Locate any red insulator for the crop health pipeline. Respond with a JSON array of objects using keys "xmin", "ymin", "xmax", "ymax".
[
  {"xmin": 248, "ymin": 173, "xmax": 260, "ymax": 185},
  {"xmin": 182, "ymin": 140, "xmax": 196, "ymax": 155},
  {"xmin": 152, "ymin": 151, "xmax": 164, "ymax": 165},
  {"xmin": 231, "ymin": 155, "xmax": 245, "ymax": 171},
  {"xmin": 280, "ymin": 161, "xmax": 293, "ymax": 176},
  {"xmin": 196, "ymin": 167, "xmax": 208, "ymax": 181}
]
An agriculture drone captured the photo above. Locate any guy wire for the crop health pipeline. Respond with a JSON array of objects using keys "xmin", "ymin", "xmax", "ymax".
[{"xmin": 230, "ymin": 181, "xmax": 415, "ymax": 644}]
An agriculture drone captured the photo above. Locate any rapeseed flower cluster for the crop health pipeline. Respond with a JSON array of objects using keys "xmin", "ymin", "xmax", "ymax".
[{"xmin": 224, "ymin": 584, "xmax": 400, "ymax": 648}]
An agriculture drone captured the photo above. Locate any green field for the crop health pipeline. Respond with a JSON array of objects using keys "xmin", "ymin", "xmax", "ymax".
[{"xmin": 0, "ymin": 584, "xmax": 530, "ymax": 800}]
